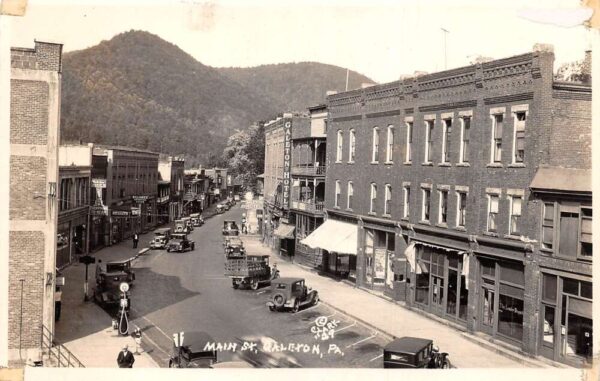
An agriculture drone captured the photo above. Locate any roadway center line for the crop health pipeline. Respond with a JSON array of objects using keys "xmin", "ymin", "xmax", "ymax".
[
  {"xmin": 131, "ymin": 308, "xmax": 172, "ymax": 342},
  {"xmin": 335, "ymin": 320, "xmax": 356, "ymax": 333},
  {"xmin": 346, "ymin": 332, "xmax": 377, "ymax": 348},
  {"xmin": 369, "ymin": 354, "xmax": 383, "ymax": 362}
]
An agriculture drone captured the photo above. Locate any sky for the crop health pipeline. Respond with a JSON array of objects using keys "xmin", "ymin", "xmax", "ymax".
[{"xmin": 7, "ymin": 0, "xmax": 593, "ymax": 83}]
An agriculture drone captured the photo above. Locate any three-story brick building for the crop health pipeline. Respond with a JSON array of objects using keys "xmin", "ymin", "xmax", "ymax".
[{"xmin": 304, "ymin": 44, "xmax": 592, "ymax": 365}]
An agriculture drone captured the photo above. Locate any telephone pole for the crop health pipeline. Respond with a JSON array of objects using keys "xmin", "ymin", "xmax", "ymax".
[{"xmin": 441, "ymin": 28, "xmax": 450, "ymax": 70}]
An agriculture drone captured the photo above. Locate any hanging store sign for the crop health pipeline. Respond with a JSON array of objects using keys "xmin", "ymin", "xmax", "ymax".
[
  {"xmin": 111, "ymin": 210, "xmax": 130, "ymax": 217},
  {"xmin": 92, "ymin": 178, "xmax": 106, "ymax": 189},
  {"xmin": 91, "ymin": 205, "xmax": 108, "ymax": 216},
  {"xmin": 133, "ymin": 195, "xmax": 149, "ymax": 204},
  {"xmin": 131, "ymin": 207, "xmax": 141, "ymax": 216},
  {"xmin": 282, "ymin": 120, "xmax": 292, "ymax": 209}
]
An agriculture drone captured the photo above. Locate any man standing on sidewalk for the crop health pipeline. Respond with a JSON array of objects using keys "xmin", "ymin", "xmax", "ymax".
[
  {"xmin": 117, "ymin": 344, "xmax": 135, "ymax": 368},
  {"xmin": 132, "ymin": 232, "xmax": 139, "ymax": 249}
]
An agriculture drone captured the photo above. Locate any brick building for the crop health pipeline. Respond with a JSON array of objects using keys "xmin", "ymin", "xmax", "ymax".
[
  {"xmin": 305, "ymin": 44, "xmax": 592, "ymax": 365},
  {"xmin": 263, "ymin": 113, "xmax": 310, "ymax": 258},
  {"xmin": 91, "ymin": 146, "xmax": 159, "ymax": 246},
  {"xmin": 6, "ymin": 40, "xmax": 63, "ymax": 365},
  {"xmin": 57, "ymin": 144, "xmax": 93, "ymax": 268},
  {"xmin": 183, "ymin": 168, "xmax": 210, "ymax": 214},
  {"xmin": 290, "ymin": 105, "xmax": 327, "ymax": 268}
]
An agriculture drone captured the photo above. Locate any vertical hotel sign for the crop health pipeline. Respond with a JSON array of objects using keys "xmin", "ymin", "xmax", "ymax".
[{"xmin": 282, "ymin": 120, "xmax": 292, "ymax": 209}]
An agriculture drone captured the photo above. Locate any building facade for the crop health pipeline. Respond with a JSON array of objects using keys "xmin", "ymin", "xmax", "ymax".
[
  {"xmin": 263, "ymin": 113, "xmax": 310, "ymax": 257},
  {"xmin": 91, "ymin": 146, "xmax": 159, "ymax": 246},
  {"xmin": 315, "ymin": 45, "xmax": 591, "ymax": 365},
  {"xmin": 57, "ymin": 144, "xmax": 93, "ymax": 268},
  {"xmin": 290, "ymin": 105, "xmax": 327, "ymax": 268},
  {"xmin": 158, "ymin": 155, "xmax": 184, "ymax": 224},
  {"xmin": 7, "ymin": 41, "xmax": 63, "ymax": 364}
]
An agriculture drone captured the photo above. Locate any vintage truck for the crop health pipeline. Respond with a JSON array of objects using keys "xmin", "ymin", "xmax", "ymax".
[{"xmin": 224, "ymin": 253, "xmax": 278, "ymax": 290}]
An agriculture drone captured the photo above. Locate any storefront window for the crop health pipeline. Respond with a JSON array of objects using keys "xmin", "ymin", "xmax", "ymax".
[
  {"xmin": 416, "ymin": 272, "xmax": 430, "ymax": 305},
  {"xmin": 542, "ymin": 274, "xmax": 557, "ymax": 303},
  {"xmin": 543, "ymin": 305, "xmax": 555, "ymax": 344},
  {"xmin": 459, "ymin": 275, "xmax": 468, "ymax": 321},
  {"xmin": 498, "ymin": 293, "xmax": 524, "ymax": 341},
  {"xmin": 482, "ymin": 288, "xmax": 495, "ymax": 327},
  {"xmin": 566, "ymin": 314, "xmax": 593, "ymax": 360},
  {"xmin": 446, "ymin": 269, "xmax": 458, "ymax": 315}
]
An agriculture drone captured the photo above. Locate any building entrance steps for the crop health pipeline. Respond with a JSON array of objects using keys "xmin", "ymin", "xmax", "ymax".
[{"xmin": 240, "ymin": 235, "xmax": 567, "ymax": 369}]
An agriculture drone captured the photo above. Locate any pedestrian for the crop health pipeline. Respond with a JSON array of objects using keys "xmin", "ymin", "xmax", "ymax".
[
  {"xmin": 117, "ymin": 344, "xmax": 135, "ymax": 368},
  {"xmin": 132, "ymin": 232, "xmax": 139, "ymax": 249},
  {"xmin": 54, "ymin": 286, "xmax": 62, "ymax": 322}
]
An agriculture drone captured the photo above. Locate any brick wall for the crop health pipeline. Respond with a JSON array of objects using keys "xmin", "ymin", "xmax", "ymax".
[
  {"xmin": 10, "ymin": 80, "xmax": 49, "ymax": 145},
  {"xmin": 8, "ymin": 231, "xmax": 45, "ymax": 349},
  {"xmin": 9, "ymin": 156, "xmax": 47, "ymax": 220}
]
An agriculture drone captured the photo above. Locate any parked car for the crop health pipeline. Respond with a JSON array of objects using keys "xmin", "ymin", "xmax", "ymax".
[
  {"xmin": 222, "ymin": 220, "xmax": 239, "ymax": 236},
  {"xmin": 190, "ymin": 213, "xmax": 204, "ymax": 227},
  {"xmin": 174, "ymin": 219, "xmax": 191, "ymax": 234},
  {"xmin": 93, "ymin": 258, "xmax": 135, "ymax": 308},
  {"xmin": 266, "ymin": 278, "xmax": 318, "ymax": 313},
  {"xmin": 150, "ymin": 228, "xmax": 172, "ymax": 249},
  {"xmin": 216, "ymin": 204, "xmax": 226, "ymax": 214},
  {"xmin": 223, "ymin": 237, "xmax": 245, "ymax": 256},
  {"xmin": 166, "ymin": 233, "xmax": 195, "ymax": 253},
  {"xmin": 383, "ymin": 337, "xmax": 451, "ymax": 368},
  {"xmin": 169, "ymin": 331, "xmax": 217, "ymax": 368}
]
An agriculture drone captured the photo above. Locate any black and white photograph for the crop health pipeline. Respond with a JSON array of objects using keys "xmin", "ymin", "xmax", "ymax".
[{"xmin": 0, "ymin": 0, "xmax": 597, "ymax": 380}]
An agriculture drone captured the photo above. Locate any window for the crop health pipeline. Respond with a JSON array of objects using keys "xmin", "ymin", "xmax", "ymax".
[
  {"xmin": 370, "ymin": 183, "xmax": 377, "ymax": 213},
  {"xmin": 559, "ymin": 209, "xmax": 579, "ymax": 259},
  {"xmin": 334, "ymin": 180, "xmax": 341, "ymax": 208},
  {"xmin": 442, "ymin": 119, "xmax": 452, "ymax": 163},
  {"xmin": 386, "ymin": 125, "xmax": 394, "ymax": 162},
  {"xmin": 384, "ymin": 184, "xmax": 392, "ymax": 215},
  {"xmin": 349, "ymin": 129, "xmax": 356, "ymax": 162},
  {"xmin": 403, "ymin": 186, "xmax": 410, "ymax": 218},
  {"xmin": 580, "ymin": 207, "xmax": 592, "ymax": 258},
  {"xmin": 336, "ymin": 130, "xmax": 343, "ymax": 162},
  {"xmin": 425, "ymin": 120, "xmax": 434, "ymax": 163},
  {"xmin": 513, "ymin": 111, "xmax": 526, "ymax": 163},
  {"xmin": 347, "ymin": 181, "xmax": 354, "ymax": 209},
  {"xmin": 487, "ymin": 194, "xmax": 499, "ymax": 232},
  {"xmin": 422, "ymin": 188, "xmax": 431, "ymax": 221},
  {"xmin": 542, "ymin": 202, "xmax": 555, "ymax": 249},
  {"xmin": 460, "ymin": 116, "xmax": 471, "ymax": 163},
  {"xmin": 492, "ymin": 114, "xmax": 503, "ymax": 163},
  {"xmin": 372, "ymin": 127, "xmax": 380, "ymax": 163},
  {"xmin": 406, "ymin": 121, "xmax": 413, "ymax": 163},
  {"xmin": 439, "ymin": 190, "xmax": 448, "ymax": 224},
  {"xmin": 457, "ymin": 192, "xmax": 467, "ymax": 228},
  {"xmin": 509, "ymin": 196, "xmax": 523, "ymax": 235}
]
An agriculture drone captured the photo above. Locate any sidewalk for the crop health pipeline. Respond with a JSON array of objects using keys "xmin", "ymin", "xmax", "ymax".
[
  {"xmin": 241, "ymin": 235, "xmax": 556, "ymax": 369},
  {"xmin": 55, "ymin": 230, "xmax": 160, "ymax": 368}
]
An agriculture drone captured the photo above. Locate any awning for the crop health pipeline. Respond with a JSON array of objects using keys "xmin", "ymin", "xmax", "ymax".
[
  {"xmin": 274, "ymin": 223, "xmax": 295, "ymax": 239},
  {"xmin": 404, "ymin": 242, "xmax": 417, "ymax": 273},
  {"xmin": 530, "ymin": 167, "xmax": 591, "ymax": 195},
  {"xmin": 301, "ymin": 219, "xmax": 358, "ymax": 255}
]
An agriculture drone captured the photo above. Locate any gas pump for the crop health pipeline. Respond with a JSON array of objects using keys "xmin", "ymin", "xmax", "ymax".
[{"xmin": 118, "ymin": 282, "xmax": 130, "ymax": 336}]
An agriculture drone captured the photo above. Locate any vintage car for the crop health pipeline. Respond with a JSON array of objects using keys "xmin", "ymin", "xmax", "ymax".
[
  {"xmin": 223, "ymin": 237, "xmax": 245, "ymax": 256},
  {"xmin": 168, "ymin": 331, "xmax": 217, "ymax": 368},
  {"xmin": 166, "ymin": 233, "xmax": 195, "ymax": 253},
  {"xmin": 222, "ymin": 220, "xmax": 240, "ymax": 236},
  {"xmin": 383, "ymin": 337, "xmax": 451, "ymax": 369},
  {"xmin": 93, "ymin": 259, "xmax": 135, "ymax": 308},
  {"xmin": 149, "ymin": 228, "xmax": 172, "ymax": 249},
  {"xmin": 190, "ymin": 213, "xmax": 204, "ymax": 227},
  {"xmin": 216, "ymin": 204, "xmax": 226, "ymax": 214},
  {"xmin": 234, "ymin": 336, "xmax": 301, "ymax": 368},
  {"xmin": 174, "ymin": 219, "xmax": 191, "ymax": 234},
  {"xmin": 182, "ymin": 217, "xmax": 193, "ymax": 232},
  {"xmin": 266, "ymin": 278, "xmax": 318, "ymax": 313}
]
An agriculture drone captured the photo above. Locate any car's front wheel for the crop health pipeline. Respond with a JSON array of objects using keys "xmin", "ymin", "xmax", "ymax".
[{"xmin": 250, "ymin": 279, "xmax": 259, "ymax": 290}]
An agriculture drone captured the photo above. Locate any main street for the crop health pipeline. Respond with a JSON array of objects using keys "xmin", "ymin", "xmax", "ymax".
[{"xmin": 127, "ymin": 204, "xmax": 388, "ymax": 368}]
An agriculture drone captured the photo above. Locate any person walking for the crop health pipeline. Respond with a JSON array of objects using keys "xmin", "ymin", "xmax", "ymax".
[
  {"xmin": 117, "ymin": 344, "xmax": 135, "ymax": 368},
  {"xmin": 132, "ymin": 232, "xmax": 139, "ymax": 249},
  {"xmin": 54, "ymin": 286, "xmax": 62, "ymax": 322}
]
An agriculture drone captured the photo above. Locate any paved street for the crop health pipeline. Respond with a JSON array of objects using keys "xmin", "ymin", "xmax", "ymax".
[{"xmin": 126, "ymin": 205, "xmax": 387, "ymax": 368}]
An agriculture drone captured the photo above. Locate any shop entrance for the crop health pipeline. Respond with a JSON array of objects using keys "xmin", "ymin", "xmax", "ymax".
[{"xmin": 364, "ymin": 229, "xmax": 394, "ymax": 291}]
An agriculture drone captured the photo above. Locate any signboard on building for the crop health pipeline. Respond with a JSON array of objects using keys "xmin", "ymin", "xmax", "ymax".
[
  {"xmin": 111, "ymin": 210, "xmax": 130, "ymax": 217},
  {"xmin": 131, "ymin": 207, "xmax": 141, "ymax": 216},
  {"xmin": 282, "ymin": 120, "xmax": 292, "ymax": 209},
  {"xmin": 227, "ymin": 175, "xmax": 232, "ymax": 187},
  {"xmin": 91, "ymin": 205, "xmax": 108, "ymax": 216},
  {"xmin": 133, "ymin": 195, "xmax": 149, "ymax": 204},
  {"xmin": 92, "ymin": 178, "xmax": 106, "ymax": 188}
]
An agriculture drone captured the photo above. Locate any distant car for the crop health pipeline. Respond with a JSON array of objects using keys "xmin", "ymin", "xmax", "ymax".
[
  {"xmin": 224, "ymin": 237, "xmax": 245, "ymax": 257},
  {"xmin": 222, "ymin": 220, "xmax": 239, "ymax": 236},
  {"xmin": 169, "ymin": 331, "xmax": 217, "ymax": 368},
  {"xmin": 266, "ymin": 278, "xmax": 318, "ymax": 313},
  {"xmin": 383, "ymin": 337, "xmax": 451, "ymax": 369},
  {"xmin": 166, "ymin": 233, "xmax": 195, "ymax": 253},
  {"xmin": 190, "ymin": 213, "xmax": 204, "ymax": 227},
  {"xmin": 216, "ymin": 204, "xmax": 226, "ymax": 214}
]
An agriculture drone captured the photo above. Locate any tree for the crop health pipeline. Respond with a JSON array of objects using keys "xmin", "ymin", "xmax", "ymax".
[{"xmin": 222, "ymin": 123, "xmax": 265, "ymax": 192}]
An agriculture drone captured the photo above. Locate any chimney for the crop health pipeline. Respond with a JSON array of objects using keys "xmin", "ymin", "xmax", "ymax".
[{"xmin": 582, "ymin": 50, "xmax": 592, "ymax": 85}]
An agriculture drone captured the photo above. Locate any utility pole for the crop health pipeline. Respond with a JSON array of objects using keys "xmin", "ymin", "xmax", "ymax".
[
  {"xmin": 441, "ymin": 28, "xmax": 450, "ymax": 70},
  {"xmin": 345, "ymin": 68, "xmax": 349, "ymax": 91}
]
